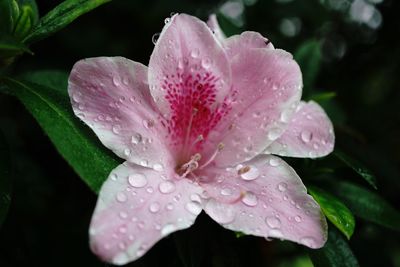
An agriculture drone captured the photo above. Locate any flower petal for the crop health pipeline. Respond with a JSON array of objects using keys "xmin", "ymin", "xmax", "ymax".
[
  {"xmin": 89, "ymin": 162, "xmax": 203, "ymax": 265},
  {"xmin": 68, "ymin": 57, "xmax": 173, "ymax": 170},
  {"xmin": 207, "ymin": 14, "xmax": 226, "ymax": 43},
  {"xmin": 148, "ymin": 14, "xmax": 233, "ymax": 155},
  {"xmin": 206, "ymin": 48, "xmax": 302, "ymax": 167},
  {"xmin": 224, "ymin": 31, "xmax": 274, "ymax": 58},
  {"xmin": 265, "ymin": 101, "xmax": 335, "ymax": 158},
  {"xmin": 202, "ymin": 154, "xmax": 327, "ymax": 249}
]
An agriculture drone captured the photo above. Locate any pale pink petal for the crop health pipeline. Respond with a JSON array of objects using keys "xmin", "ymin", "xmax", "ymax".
[
  {"xmin": 68, "ymin": 57, "xmax": 174, "ymax": 170},
  {"xmin": 204, "ymin": 48, "xmax": 302, "ymax": 167},
  {"xmin": 207, "ymin": 14, "xmax": 226, "ymax": 43},
  {"xmin": 89, "ymin": 162, "xmax": 203, "ymax": 265},
  {"xmin": 224, "ymin": 31, "xmax": 274, "ymax": 58},
  {"xmin": 202, "ymin": 154, "xmax": 327, "ymax": 249},
  {"xmin": 265, "ymin": 101, "xmax": 335, "ymax": 158},
  {"xmin": 148, "ymin": 13, "xmax": 232, "ymax": 156}
]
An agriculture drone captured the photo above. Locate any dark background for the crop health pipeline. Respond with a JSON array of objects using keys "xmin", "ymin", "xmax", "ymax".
[{"xmin": 0, "ymin": 0, "xmax": 399, "ymax": 266}]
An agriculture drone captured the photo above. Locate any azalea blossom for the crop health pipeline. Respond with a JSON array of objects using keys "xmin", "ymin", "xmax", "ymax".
[{"xmin": 68, "ymin": 13, "xmax": 334, "ymax": 265}]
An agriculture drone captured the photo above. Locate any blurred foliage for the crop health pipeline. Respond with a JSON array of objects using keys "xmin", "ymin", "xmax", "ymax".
[{"xmin": 0, "ymin": 0, "xmax": 400, "ymax": 266}]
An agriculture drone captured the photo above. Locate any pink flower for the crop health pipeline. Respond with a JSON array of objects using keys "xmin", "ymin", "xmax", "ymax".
[{"xmin": 68, "ymin": 13, "xmax": 334, "ymax": 265}]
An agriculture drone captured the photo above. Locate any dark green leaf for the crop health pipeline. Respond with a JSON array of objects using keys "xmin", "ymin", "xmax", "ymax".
[
  {"xmin": 0, "ymin": 0, "xmax": 13, "ymax": 34},
  {"xmin": 23, "ymin": 0, "xmax": 111, "ymax": 44},
  {"xmin": 13, "ymin": 4, "xmax": 36, "ymax": 40},
  {"xmin": 294, "ymin": 40, "xmax": 321, "ymax": 97},
  {"xmin": 0, "ymin": 35, "xmax": 32, "ymax": 57},
  {"xmin": 1, "ymin": 76, "xmax": 119, "ymax": 193},
  {"xmin": 335, "ymin": 150, "xmax": 378, "ymax": 189},
  {"xmin": 19, "ymin": 69, "xmax": 68, "ymax": 91},
  {"xmin": 309, "ymin": 227, "xmax": 359, "ymax": 267},
  {"xmin": 309, "ymin": 92, "xmax": 337, "ymax": 102},
  {"xmin": 0, "ymin": 130, "xmax": 12, "ymax": 227},
  {"xmin": 332, "ymin": 181, "xmax": 400, "ymax": 231},
  {"xmin": 309, "ymin": 186, "xmax": 355, "ymax": 239}
]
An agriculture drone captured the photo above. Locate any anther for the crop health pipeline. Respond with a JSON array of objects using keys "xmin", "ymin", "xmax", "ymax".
[
  {"xmin": 237, "ymin": 166, "xmax": 250, "ymax": 175},
  {"xmin": 199, "ymin": 143, "xmax": 225, "ymax": 169}
]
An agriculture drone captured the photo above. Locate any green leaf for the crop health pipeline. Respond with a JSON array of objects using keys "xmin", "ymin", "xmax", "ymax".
[
  {"xmin": 334, "ymin": 150, "xmax": 378, "ymax": 189},
  {"xmin": 309, "ymin": 92, "xmax": 337, "ymax": 102},
  {"xmin": 309, "ymin": 227, "xmax": 359, "ymax": 267},
  {"xmin": 23, "ymin": 0, "xmax": 111, "ymax": 44},
  {"xmin": 0, "ymin": 35, "xmax": 32, "ymax": 57},
  {"xmin": 332, "ymin": 181, "xmax": 400, "ymax": 231},
  {"xmin": 294, "ymin": 40, "xmax": 321, "ymax": 97},
  {"xmin": 0, "ymin": 0, "xmax": 14, "ymax": 34},
  {"xmin": 19, "ymin": 69, "xmax": 68, "ymax": 91},
  {"xmin": 13, "ymin": 4, "xmax": 36, "ymax": 40},
  {"xmin": 309, "ymin": 186, "xmax": 355, "ymax": 239},
  {"xmin": 1, "ymin": 76, "xmax": 119, "ymax": 193},
  {"xmin": 0, "ymin": 130, "xmax": 12, "ymax": 227}
]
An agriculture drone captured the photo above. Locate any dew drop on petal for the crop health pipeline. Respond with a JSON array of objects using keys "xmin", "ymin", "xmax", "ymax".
[
  {"xmin": 201, "ymin": 58, "xmax": 212, "ymax": 69},
  {"xmin": 277, "ymin": 182, "xmax": 288, "ymax": 192},
  {"xmin": 265, "ymin": 216, "xmax": 281, "ymax": 228},
  {"xmin": 158, "ymin": 181, "xmax": 176, "ymax": 194},
  {"xmin": 123, "ymin": 148, "xmax": 131, "ymax": 157},
  {"xmin": 161, "ymin": 223, "xmax": 176, "ymax": 237},
  {"xmin": 112, "ymin": 124, "xmax": 122, "ymax": 135},
  {"xmin": 301, "ymin": 130, "xmax": 313, "ymax": 143},
  {"xmin": 220, "ymin": 187, "xmax": 232, "ymax": 196},
  {"xmin": 240, "ymin": 165, "xmax": 260, "ymax": 181},
  {"xmin": 116, "ymin": 192, "xmax": 127, "ymax": 203},
  {"xmin": 242, "ymin": 192, "xmax": 258, "ymax": 206},
  {"xmin": 153, "ymin": 163, "xmax": 164, "ymax": 172},
  {"xmin": 131, "ymin": 133, "xmax": 142, "ymax": 144},
  {"xmin": 190, "ymin": 48, "xmax": 200, "ymax": 58},
  {"xmin": 295, "ymin": 215, "xmax": 302, "ymax": 222},
  {"xmin": 112, "ymin": 76, "xmax": 121, "ymax": 86},
  {"xmin": 269, "ymin": 158, "xmax": 280, "ymax": 167},
  {"xmin": 152, "ymin": 33, "xmax": 160, "ymax": 44},
  {"xmin": 149, "ymin": 202, "xmax": 160, "ymax": 213},
  {"xmin": 128, "ymin": 173, "xmax": 147, "ymax": 188},
  {"xmin": 185, "ymin": 201, "xmax": 202, "ymax": 215}
]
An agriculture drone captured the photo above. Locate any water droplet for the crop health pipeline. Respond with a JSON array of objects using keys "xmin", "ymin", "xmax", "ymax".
[
  {"xmin": 166, "ymin": 203, "xmax": 174, "ymax": 210},
  {"xmin": 119, "ymin": 211, "xmax": 128, "ymax": 219},
  {"xmin": 242, "ymin": 192, "xmax": 258, "ymax": 206},
  {"xmin": 265, "ymin": 216, "xmax": 281, "ymax": 228},
  {"xmin": 112, "ymin": 76, "xmax": 121, "ymax": 86},
  {"xmin": 122, "ymin": 77, "xmax": 129, "ymax": 85},
  {"xmin": 185, "ymin": 201, "xmax": 202, "ymax": 215},
  {"xmin": 152, "ymin": 33, "xmax": 160, "ymax": 44},
  {"xmin": 280, "ymin": 109, "xmax": 292, "ymax": 123},
  {"xmin": 72, "ymin": 92, "xmax": 82, "ymax": 103},
  {"xmin": 159, "ymin": 181, "xmax": 175, "ymax": 194},
  {"xmin": 269, "ymin": 158, "xmax": 280, "ymax": 167},
  {"xmin": 146, "ymin": 186, "xmax": 154, "ymax": 194},
  {"xmin": 123, "ymin": 148, "xmax": 131, "ymax": 157},
  {"xmin": 190, "ymin": 48, "xmax": 200, "ymax": 58},
  {"xmin": 295, "ymin": 215, "xmax": 302, "ymax": 222},
  {"xmin": 153, "ymin": 163, "xmax": 164, "ymax": 172},
  {"xmin": 116, "ymin": 192, "xmax": 127, "ymax": 203},
  {"xmin": 164, "ymin": 17, "xmax": 171, "ymax": 24},
  {"xmin": 161, "ymin": 223, "xmax": 176, "ymax": 237},
  {"xmin": 301, "ymin": 131, "xmax": 312, "ymax": 143},
  {"xmin": 178, "ymin": 58, "xmax": 184, "ymax": 69},
  {"xmin": 111, "ymin": 173, "xmax": 118, "ymax": 181},
  {"xmin": 140, "ymin": 159, "xmax": 148, "ymax": 166},
  {"xmin": 201, "ymin": 58, "xmax": 211, "ymax": 69},
  {"xmin": 149, "ymin": 202, "xmax": 160, "ymax": 213},
  {"xmin": 190, "ymin": 193, "xmax": 201, "ymax": 203},
  {"xmin": 268, "ymin": 128, "xmax": 282, "ymax": 140},
  {"xmin": 143, "ymin": 119, "xmax": 154, "ymax": 129},
  {"xmin": 240, "ymin": 165, "xmax": 260, "ymax": 181},
  {"xmin": 221, "ymin": 187, "xmax": 232, "ymax": 196},
  {"xmin": 128, "ymin": 173, "xmax": 147, "ymax": 188},
  {"xmin": 112, "ymin": 124, "xmax": 122, "ymax": 134},
  {"xmin": 277, "ymin": 182, "xmax": 288, "ymax": 192}
]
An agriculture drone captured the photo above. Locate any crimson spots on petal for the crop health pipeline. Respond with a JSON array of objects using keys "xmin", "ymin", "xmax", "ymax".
[{"xmin": 161, "ymin": 70, "xmax": 228, "ymax": 151}]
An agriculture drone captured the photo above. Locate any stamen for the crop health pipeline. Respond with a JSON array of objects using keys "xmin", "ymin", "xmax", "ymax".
[
  {"xmin": 182, "ymin": 108, "xmax": 198, "ymax": 157},
  {"xmin": 199, "ymin": 142, "xmax": 224, "ymax": 169},
  {"xmin": 179, "ymin": 153, "xmax": 201, "ymax": 178}
]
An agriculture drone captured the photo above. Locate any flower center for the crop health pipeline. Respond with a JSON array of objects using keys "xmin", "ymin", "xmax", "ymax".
[{"xmin": 175, "ymin": 142, "xmax": 225, "ymax": 180}]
